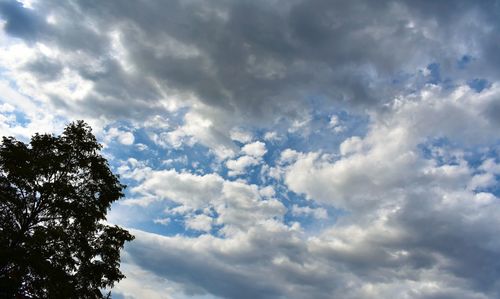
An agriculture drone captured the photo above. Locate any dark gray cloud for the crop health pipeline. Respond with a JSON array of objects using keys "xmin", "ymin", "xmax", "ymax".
[
  {"xmin": 396, "ymin": 193, "xmax": 500, "ymax": 295},
  {"xmin": 124, "ymin": 227, "xmax": 346, "ymax": 299},
  {"xmin": 2, "ymin": 0, "xmax": 499, "ymax": 124},
  {"xmin": 23, "ymin": 55, "xmax": 63, "ymax": 81}
]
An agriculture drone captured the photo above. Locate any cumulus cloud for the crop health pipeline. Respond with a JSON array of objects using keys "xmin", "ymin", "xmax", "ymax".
[
  {"xmin": 105, "ymin": 127, "xmax": 135, "ymax": 145},
  {"xmin": 241, "ymin": 141, "xmax": 267, "ymax": 158},
  {"xmin": 225, "ymin": 141, "xmax": 267, "ymax": 176},
  {"xmin": 226, "ymin": 155, "xmax": 259, "ymax": 177},
  {"xmin": 120, "ymin": 164, "xmax": 286, "ymax": 236},
  {"xmin": 285, "ymin": 84, "xmax": 500, "ymax": 211},
  {"xmin": 185, "ymin": 214, "xmax": 213, "ymax": 232}
]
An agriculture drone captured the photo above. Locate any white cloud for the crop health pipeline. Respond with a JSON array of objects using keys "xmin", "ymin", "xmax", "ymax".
[
  {"xmin": 224, "ymin": 141, "xmax": 268, "ymax": 176},
  {"xmin": 339, "ymin": 136, "xmax": 363, "ymax": 156},
  {"xmin": 328, "ymin": 115, "xmax": 346, "ymax": 133},
  {"xmin": 230, "ymin": 128, "xmax": 253, "ymax": 143},
  {"xmin": 122, "ymin": 165, "xmax": 286, "ymax": 235},
  {"xmin": 119, "ymin": 132, "xmax": 135, "ymax": 145},
  {"xmin": 186, "ymin": 214, "xmax": 213, "ymax": 232},
  {"xmin": 278, "ymin": 149, "xmax": 300, "ymax": 165},
  {"xmin": 105, "ymin": 127, "xmax": 135, "ymax": 145},
  {"xmin": 135, "ymin": 143, "xmax": 148, "ymax": 151},
  {"xmin": 328, "ymin": 115, "xmax": 339, "ymax": 127},
  {"xmin": 130, "ymin": 169, "xmax": 224, "ymax": 210},
  {"xmin": 263, "ymin": 131, "xmax": 279, "ymax": 141},
  {"xmin": 259, "ymin": 186, "xmax": 276, "ymax": 198},
  {"xmin": 170, "ymin": 109, "xmax": 239, "ymax": 159},
  {"xmin": 241, "ymin": 141, "xmax": 267, "ymax": 158},
  {"xmin": 153, "ymin": 218, "xmax": 171, "ymax": 225},
  {"xmin": 226, "ymin": 155, "xmax": 259, "ymax": 177},
  {"xmin": 0, "ymin": 102, "xmax": 14, "ymax": 113},
  {"xmin": 480, "ymin": 159, "xmax": 500, "ymax": 174},
  {"xmin": 0, "ymin": 79, "xmax": 67, "ymax": 140}
]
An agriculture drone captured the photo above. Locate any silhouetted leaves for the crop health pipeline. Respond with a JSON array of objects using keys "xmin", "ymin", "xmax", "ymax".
[{"xmin": 0, "ymin": 121, "xmax": 134, "ymax": 298}]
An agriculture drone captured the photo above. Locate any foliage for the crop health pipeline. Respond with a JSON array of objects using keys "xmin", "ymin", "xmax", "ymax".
[{"xmin": 0, "ymin": 121, "xmax": 134, "ymax": 298}]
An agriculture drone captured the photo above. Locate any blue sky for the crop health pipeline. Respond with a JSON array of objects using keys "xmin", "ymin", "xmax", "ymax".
[{"xmin": 1, "ymin": 0, "xmax": 500, "ymax": 298}]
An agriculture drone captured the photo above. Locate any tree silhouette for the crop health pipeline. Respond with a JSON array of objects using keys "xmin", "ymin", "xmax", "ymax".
[{"xmin": 0, "ymin": 121, "xmax": 134, "ymax": 298}]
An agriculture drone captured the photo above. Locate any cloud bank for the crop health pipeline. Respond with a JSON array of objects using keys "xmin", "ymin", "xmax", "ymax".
[{"xmin": 1, "ymin": 0, "xmax": 500, "ymax": 298}]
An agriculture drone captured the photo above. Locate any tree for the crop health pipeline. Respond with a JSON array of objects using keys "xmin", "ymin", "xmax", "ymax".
[{"xmin": 0, "ymin": 121, "xmax": 134, "ymax": 298}]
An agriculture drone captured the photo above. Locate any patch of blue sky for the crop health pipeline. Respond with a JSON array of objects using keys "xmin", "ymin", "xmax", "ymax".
[
  {"xmin": 103, "ymin": 125, "xmax": 219, "ymax": 175},
  {"xmin": 465, "ymin": 145, "xmax": 499, "ymax": 169},
  {"xmin": 388, "ymin": 58, "xmax": 473, "ymax": 96},
  {"xmin": 108, "ymin": 199, "xmax": 165, "ymax": 231},
  {"xmin": 1, "ymin": 107, "xmax": 30, "ymax": 126},
  {"xmin": 0, "ymin": 70, "xmax": 30, "ymax": 94},
  {"xmin": 467, "ymin": 78, "xmax": 490, "ymax": 93},
  {"xmin": 226, "ymin": 118, "xmax": 363, "ymax": 186},
  {"xmin": 426, "ymin": 63, "xmax": 441, "ymax": 85},
  {"xmin": 108, "ymin": 199, "xmax": 206, "ymax": 238},
  {"xmin": 418, "ymin": 137, "xmax": 499, "ymax": 166},
  {"xmin": 418, "ymin": 131, "xmax": 500, "ymax": 200},
  {"xmin": 264, "ymin": 109, "xmax": 369, "ymax": 156},
  {"xmin": 427, "ymin": 58, "xmax": 492, "ymax": 92},
  {"xmin": 426, "ymin": 62, "xmax": 457, "ymax": 90},
  {"xmin": 100, "ymin": 129, "xmax": 142, "ymax": 160},
  {"xmin": 111, "ymin": 192, "xmax": 230, "ymax": 237},
  {"xmin": 156, "ymin": 213, "xmax": 210, "ymax": 238},
  {"xmin": 418, "ymin": 138, "xmax": 500, "ymax": 196},
  {"xmin": 169, "ymin": 143, "xmax": 220, "ymax": 175},
  {"xmin": 418, "ymin": 137, "xmax": 462, "ymax": 166},
  {"xmin": 0, "ymin": 67, "xmax": 13, "ymax": 79},
  {"xmin": 425, "ymin": 62, "xmax": 455, "ymax": 89}
]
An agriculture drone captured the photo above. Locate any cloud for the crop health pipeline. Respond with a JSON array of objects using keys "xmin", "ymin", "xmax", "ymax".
[
  {"xmin": 2, "ymin": 1, "xmax": 500, "ymax": 298},
  {"xmin": 291, "ymin": 204, "xmax": 328, "ymax": 220},
  {"xmin": 225, "ymin": 141, "xmax": 267, "ymax": 176},
  {"xmin": 226, "ymin": 155, "xmax": 259, "ymax": 177},
  {"xmin": 284, "ymin": 84, "xmax": 500, "ymax": 211},
  {"xmin": 3, "ymin": 0, "xmax": 500, "ymax": 152},
  {"xmin": 229, "ymin": 128, "xmax": 253, "ymax": 143},
  {"xmin": 185, "ymin": 214, "xmax": 213, "ymax": 232},
  {"xmin": 120, "ymin": 164, "xmax": 286, "ymax": 236},
  {"xmin": 127, "ymin": 168, "xmax": 224, "ymax": 210},
  {"xmin": 105, "ymin": 127, "xmax": 135, "ymax": 145},
  {"xmin": 263, "ymin": 131, "xmax": 279, "ymax": 142},
  {"xmin": 0, "ymin": 0, "xmax": 43, "ymax": 40},
  {"xmin": 112, "ymin": 82, "xmax": 500, "ymax": 298},
  {"xmin": 241, "ymin": 141, "xmax": 267, "ymax": 158}
]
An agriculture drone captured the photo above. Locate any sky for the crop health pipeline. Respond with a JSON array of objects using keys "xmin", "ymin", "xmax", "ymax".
[{"xmin": 1, "ymin": 0, "xmax": 500, "ymax": 298}]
